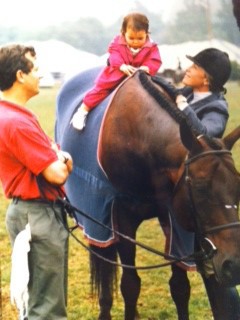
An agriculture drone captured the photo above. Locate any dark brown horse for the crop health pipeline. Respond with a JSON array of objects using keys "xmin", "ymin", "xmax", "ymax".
[{"xmin": 56, "ymin": 68, "xmax": 240, "ymax": 320}]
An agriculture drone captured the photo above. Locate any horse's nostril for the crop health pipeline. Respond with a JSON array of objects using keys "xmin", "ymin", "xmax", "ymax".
[{"xmin": 221, "ymin": 259, "xmax": 240, "ymax": 286}]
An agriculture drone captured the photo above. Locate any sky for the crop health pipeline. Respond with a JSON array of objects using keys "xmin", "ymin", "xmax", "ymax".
[{"xmin": 2, "ymin": 0, "xmax": 184, "ymax": 27}]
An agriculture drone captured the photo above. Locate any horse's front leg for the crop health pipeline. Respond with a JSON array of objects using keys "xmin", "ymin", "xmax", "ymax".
[
  {"xmin": 169, "ymin": 264, "xmax": 190, "ymax": 320},
  {"xmin": 157, "ymin": 208, "xmax": 191, "ymax": 319}
]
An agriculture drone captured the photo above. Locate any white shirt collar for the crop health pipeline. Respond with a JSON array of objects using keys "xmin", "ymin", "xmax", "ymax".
[{"xmin": 191, "ymin": 92, "xmax": 212, "ymax": 103}]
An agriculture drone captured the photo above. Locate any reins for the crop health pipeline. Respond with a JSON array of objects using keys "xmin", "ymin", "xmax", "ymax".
[
  {"xmin": 184, "ymin": 149, "xmax": 232, "ymax": 166},
  {"xmin": 58, "ymin": 198, "xmax": 202, "ymax": 270},
  {"xmin": 205, "ymin": 221, "xmax": 240, "ymax": 234}
]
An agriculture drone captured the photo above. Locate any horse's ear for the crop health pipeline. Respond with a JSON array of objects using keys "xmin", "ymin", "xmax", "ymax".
[
  {"xmin": 223, "ymin": 126, "xmax": 240, "ymax": 150},
  {"xmin": 179, "ymin": 118, "xmax": 202, "ymax": 153}
]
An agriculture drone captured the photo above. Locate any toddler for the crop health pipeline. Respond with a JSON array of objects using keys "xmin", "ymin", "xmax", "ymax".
[{"xmin": 71, "ymin": 12, "xmax": 162, "ymax": 130}]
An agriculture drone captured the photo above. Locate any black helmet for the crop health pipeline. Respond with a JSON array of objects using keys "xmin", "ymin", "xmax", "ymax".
[{"xmin": 186, "ymin": 48, "xmax": 231, "ymax": 91}]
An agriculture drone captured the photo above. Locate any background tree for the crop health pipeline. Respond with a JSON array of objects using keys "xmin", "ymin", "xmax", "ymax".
[
  {"xmin": 214, "ymin": 0, "xmax": 240, "ymax": 45},
  {"xmin": 162, "ymin": 0, "xmax": 211, "ymax": 44},
  {"xmin": 0, "ymin": 0, "xmax": 239, "ymax": 54}
]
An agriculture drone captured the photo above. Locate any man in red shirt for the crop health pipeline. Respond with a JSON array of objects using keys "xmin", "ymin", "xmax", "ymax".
[{"xmin": 0, "ymin": 44, "xmax": 72, "ymax": 319}]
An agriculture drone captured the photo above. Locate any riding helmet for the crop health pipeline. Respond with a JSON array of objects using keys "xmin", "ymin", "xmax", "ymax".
[{"xmin": 186, "ymin": 48, "xmax": 231, "ymax": 91}]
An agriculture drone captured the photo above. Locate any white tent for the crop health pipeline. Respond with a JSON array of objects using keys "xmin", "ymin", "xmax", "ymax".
[
  {"xmin": 159, "ymin": 39, "xmax": 240, "ymax": 71},
  {"xmin": 27, "ymin": 39, "xmax": 100, "ymax": 78},
  {"xmin": 27, "ymin": 39, "xmax": 240, "ymax": 78}
]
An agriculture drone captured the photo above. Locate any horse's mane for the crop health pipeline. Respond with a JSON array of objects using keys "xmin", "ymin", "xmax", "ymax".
[
  {"xmin": 138, "ymin": 71, "xmax": 223, "ymax": 151},
  {"xmin": 138, "ymin": 71, "xmax": 185, "ymax": 124},
  {"xmin": 138, "ymin": 71, "xmax": 200, "ymax": 135}
]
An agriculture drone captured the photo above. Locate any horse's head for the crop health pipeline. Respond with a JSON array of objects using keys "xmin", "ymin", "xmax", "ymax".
[{"xmin": 173, "ymin": 120, "xmax": 240, "ymax": 286}]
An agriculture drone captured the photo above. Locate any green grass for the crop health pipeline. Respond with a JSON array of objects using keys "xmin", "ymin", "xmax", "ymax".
[{"xmin": 1, "ymin": 81, "xmax": 240, "ymax": 319}]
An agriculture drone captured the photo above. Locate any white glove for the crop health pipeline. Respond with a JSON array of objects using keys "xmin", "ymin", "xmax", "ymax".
[{"xmin": 176, "ymin": 95, "xmax": 188, "ymax": 110}]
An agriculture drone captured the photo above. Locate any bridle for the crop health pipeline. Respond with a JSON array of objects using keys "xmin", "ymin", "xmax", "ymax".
[{"xmin": 184, "ymin": 149, "xmax": 240, "ymax": 257}]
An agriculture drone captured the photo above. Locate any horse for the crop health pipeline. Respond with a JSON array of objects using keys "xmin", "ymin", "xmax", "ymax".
[
  {"xmin": 55, "ymin": 67, "xmax": 240, "ymax": 320},
  {"xmin": 158, "ymin": 65, "xmax": 184, "ymax": 84}
]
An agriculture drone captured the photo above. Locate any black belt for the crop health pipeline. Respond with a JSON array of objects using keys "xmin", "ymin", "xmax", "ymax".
[{"xmin": 12, "ymin": 197, "xmax": 62, "ymax": 205}]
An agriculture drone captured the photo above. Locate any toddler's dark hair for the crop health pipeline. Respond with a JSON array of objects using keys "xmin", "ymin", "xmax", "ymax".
[{"xmin": 121, "ymin": 13, "xmax": 149, "ymax": 35}]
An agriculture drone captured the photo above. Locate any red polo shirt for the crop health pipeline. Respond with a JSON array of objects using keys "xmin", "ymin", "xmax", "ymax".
[{"xmin": 0, "ymin": 100, "xmax": 63, "ymax": 200}]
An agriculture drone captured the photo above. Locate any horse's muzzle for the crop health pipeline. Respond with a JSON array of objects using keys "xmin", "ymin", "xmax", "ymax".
[{"xmin": 214, "ymin": 257, "xmax": 240, "ymax": 286}]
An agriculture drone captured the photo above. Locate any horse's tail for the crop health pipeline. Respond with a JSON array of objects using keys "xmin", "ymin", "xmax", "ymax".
[{"xmin": 89, "ymin": 244, "xmax": 118, "ymax": 300}]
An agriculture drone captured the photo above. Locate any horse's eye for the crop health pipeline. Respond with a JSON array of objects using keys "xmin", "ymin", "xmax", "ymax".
[
  {"xmin": 193, "ymin": 179, "xmax": 211, "ymax": 192},
  {"xmin": 192, "ymin": 179, "xmax": 211, "ymax": 200}
]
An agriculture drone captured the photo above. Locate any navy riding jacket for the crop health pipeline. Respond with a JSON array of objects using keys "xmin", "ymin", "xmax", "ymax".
[{"xmin": 182, "ymin": 88, "xmax": 229, "ymax": 138}]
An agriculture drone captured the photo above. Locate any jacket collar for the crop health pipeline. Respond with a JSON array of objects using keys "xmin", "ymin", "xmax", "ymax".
[{"xmin": 118, "ymin": 35, "xmax": 153, "ymax": 48}]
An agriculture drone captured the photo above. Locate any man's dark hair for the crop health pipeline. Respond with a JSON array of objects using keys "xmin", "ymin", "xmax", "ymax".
[{"xmin": 0, "ymin": 44, "xmax": 36, "ymax": 91}]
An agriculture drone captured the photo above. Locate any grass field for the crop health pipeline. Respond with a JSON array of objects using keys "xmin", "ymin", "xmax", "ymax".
[{"xmin": 1, "ymin": 81, "xmax": 240, "ymax": 319}]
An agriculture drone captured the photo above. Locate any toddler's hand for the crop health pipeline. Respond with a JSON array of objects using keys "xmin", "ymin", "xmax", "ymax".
[{"xmin": 120, "ymin": 64, "xmax": 137, "ymax": 76}]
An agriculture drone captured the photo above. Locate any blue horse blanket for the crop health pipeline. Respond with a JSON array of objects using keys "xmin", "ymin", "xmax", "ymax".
[{"xmin": 56, "ymin": 66, "xmax": 121, "ymax": 247}]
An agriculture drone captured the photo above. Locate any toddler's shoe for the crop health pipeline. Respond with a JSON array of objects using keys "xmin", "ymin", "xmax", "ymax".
[{"xmin": 71, "ymin": 108, "xmax": 89, "ymax": 130}]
